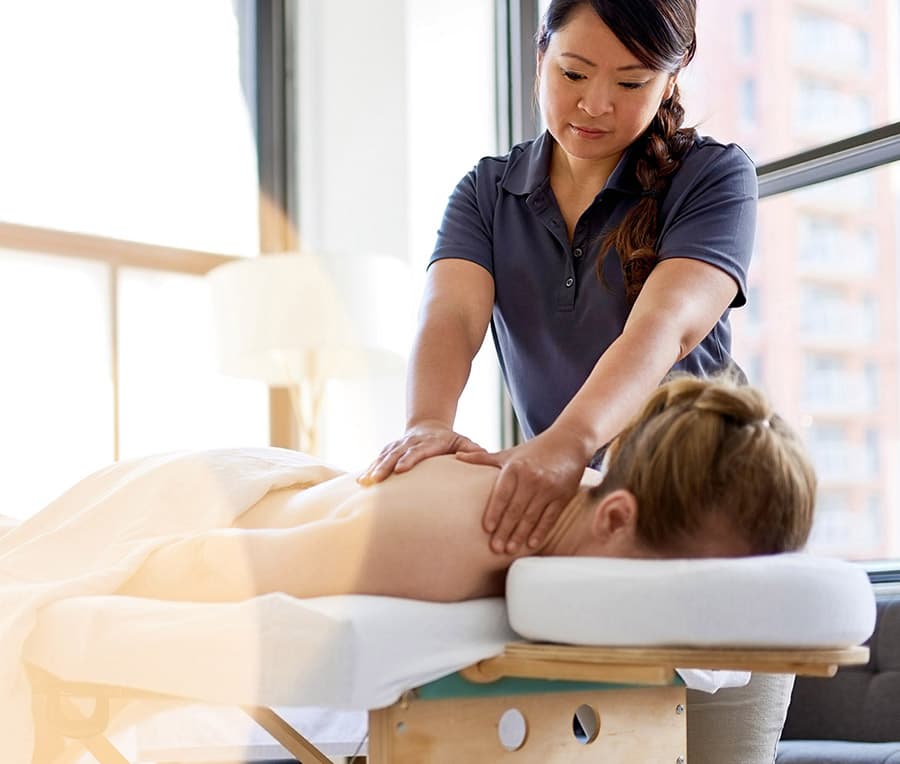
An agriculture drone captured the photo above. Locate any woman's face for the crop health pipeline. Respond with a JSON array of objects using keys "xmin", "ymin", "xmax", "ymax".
[{"xmin": 538, "ymin": 4, "xmax": 676, "ymax": 168}]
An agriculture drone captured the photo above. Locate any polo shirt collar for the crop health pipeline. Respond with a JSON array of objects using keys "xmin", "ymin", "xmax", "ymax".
[
  {"xmin": 604, "ymin": 141, "xmax": 643, "ymax": 195},
  {"xmin": 501, "ymin": 131, "xmax": 554, "ymax": 195},
  {"xmin": 501, "ymin": 129, "xmax": 645, "ymax": 197}
]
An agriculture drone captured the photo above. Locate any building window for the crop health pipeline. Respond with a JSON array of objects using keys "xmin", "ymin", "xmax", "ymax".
[
  {"xmin": 863, "ymin": 361, "xmax": 879, "ymax": 408},
  {"xmin": 793, "ymin": 11, "xmax": 870, "ymax": 75},
  {"xmin": 738, "ymin": 10, "xmax": 754, "ymax": 57},
  {"xmin": 797, "ymin": 216, "xmax": 877, "ymax": 277},
  {"xmin": 803, "ymin": 354, "xmax": 878, "ymax": 414},
  {"xmin": 739, "ymin": 79, "xmax": 757, "ymax": 127},
  {"xmin": 793, "ymin": 80, "xmax": 872, "ymax": 141},
  {"xmin": 800, "ymin": 285, "xmax": 878, "ymax": 344}
]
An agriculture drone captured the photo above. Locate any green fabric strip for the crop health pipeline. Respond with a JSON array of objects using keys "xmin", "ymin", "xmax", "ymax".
[{"xmin": 416, "ymin": 672, "xmax": 682, "ymax": 700}]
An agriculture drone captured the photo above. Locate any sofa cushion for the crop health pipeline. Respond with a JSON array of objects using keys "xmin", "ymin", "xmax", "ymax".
[
  {"xmin": 777, "ymin": 740, "xmax": 900, "ymax": 764},
  {"xmin": 781, "ymin": 594, "xmax": 900, "ymax": 743}
]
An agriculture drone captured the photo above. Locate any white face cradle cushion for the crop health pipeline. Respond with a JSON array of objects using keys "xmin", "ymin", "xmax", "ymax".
[{"xmin": 506, "ymin": 554, "xmax": 877, "ymax": 649}]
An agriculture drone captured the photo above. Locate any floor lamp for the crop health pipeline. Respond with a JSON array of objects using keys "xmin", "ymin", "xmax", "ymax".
[{"xmin": 206, "ymin": 252, "xmax": 410, "ymax": 456}]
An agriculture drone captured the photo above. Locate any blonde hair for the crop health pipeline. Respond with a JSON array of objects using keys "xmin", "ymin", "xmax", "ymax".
[{"xmin": 592, "ymin": 373, "xmax": 816, "ymax": 555}]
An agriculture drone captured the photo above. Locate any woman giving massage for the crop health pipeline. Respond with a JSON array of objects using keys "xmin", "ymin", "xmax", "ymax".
[{"xmin": 121, "ymin": 374, "xmax": 816, "ymax": 604}]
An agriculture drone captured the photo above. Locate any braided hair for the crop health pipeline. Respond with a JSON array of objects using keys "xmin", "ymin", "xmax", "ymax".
[{"xmin": 537, "ymin": 0, "xmax": 698, "ymax": 305}]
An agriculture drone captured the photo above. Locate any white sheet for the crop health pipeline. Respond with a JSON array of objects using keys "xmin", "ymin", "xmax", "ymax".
[
  {"xmin": 26, "ymin": 594, "xmax": 514, "ymax": 709},
  {"xmin": 0, "ymin": 447, "xmax": 345, "ymax": 764},
  {"xmin": 27, "ymin": 595, "xmax": 514, "ymax": 763}
]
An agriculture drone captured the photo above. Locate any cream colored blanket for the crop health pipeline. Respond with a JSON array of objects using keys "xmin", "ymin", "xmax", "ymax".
[{"xmin": 0, "ymin": 447, "xmax": 342, "ymax": 764}]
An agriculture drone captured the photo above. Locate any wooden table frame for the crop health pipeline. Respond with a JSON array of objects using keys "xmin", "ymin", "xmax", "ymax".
[{"xmin": 30, "ymin": 643, "xmax": 869, "ymax": 764}]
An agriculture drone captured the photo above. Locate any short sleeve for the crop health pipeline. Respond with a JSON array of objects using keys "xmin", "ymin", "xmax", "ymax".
[
  {"xmin": 657, "ymin": 143, "xmax": 758, "ymax": 308},
  {"xmin": 428, "ymin": 165, "xmax": 495, "ymax": 276}
]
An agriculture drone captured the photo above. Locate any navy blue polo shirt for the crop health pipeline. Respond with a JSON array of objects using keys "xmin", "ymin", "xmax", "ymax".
[{"xmin": 428, "ymin": 130, "xmax": 757, "ymax": 442}]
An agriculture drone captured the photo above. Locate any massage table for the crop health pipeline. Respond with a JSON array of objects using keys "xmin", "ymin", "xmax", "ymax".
[{"xmin": 24, "ymin": 553, "xmax": 875, "ymax": 764}]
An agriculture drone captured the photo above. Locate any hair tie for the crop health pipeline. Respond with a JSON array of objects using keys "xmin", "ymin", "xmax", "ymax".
[{"xmin": 640, "ymin": 189, "xmax": 658, "ymax": 199}]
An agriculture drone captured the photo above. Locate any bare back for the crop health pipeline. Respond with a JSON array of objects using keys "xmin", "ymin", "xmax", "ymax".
[
  {"xmin": 123, "ymin": 455, "xmax": 602, "ymax": 603},
  {"xmin": 237, "ymin": 456, "xmax": 514, "ymax": 601}
]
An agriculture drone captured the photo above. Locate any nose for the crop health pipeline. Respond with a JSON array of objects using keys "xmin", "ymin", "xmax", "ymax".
[{"xmin": 577, "ymin": 81, "xmax": 613, "ymax": 117}]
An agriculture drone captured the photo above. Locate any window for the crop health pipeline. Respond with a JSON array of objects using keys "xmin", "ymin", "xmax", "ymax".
[
  {"xmin": 797, "ymin": 216, "xmax": 877, "ymax": 277},
  {"xmin": 746, "ymin": 162, "xmax": 899, "ymax": 560},
  {"xmin": 745, "ymin": 286, "xmax": 763, "ymax": 329},
  {"xmin": 0, "ymin": 2, "xmax": 268, "ymax": 519},
  {"xmin": 686, "ymin": 1, "xmax": 897, "ymax": 162},
  {"xmin": 684, "ymin": 1, "xmax": 900, "ymax": 561},
  {"xmin": 799, "ymin": 285, "xmax": 878, "ymax": 344},
  {"xmin": 740, "ymin": 79, "xmax": 757, "ymax": 128},
  {"xmin": 0, "ymin": 253, "xmax": 114, "ymax": 517},
  {"xmin": 803, "ymin": 355, "xmax": 876, "ymax": 414},
  {"xmin": 794, "ymin": 172, "xmax": 877, "ymax": 212},
  {"xmin": 0, "ymin": 1, "xmax": 259, "ymax": 254},
  {"xmin": 739, "ymin": 10, "xmax": 755, "ymax": 58},
  {"xmin": 793, "ymin": 81, "xmax": 872, "ymax": 141},
  {"xmin": 810, "ymin": 489, "xmax": 880, "ymax": 556},
  {"xmin": 793, "ymin": 12, "xmax": 870, "ymax": 75},
  {"xmin": 117, "ymin": 268, "xmax": 268, "ymax": 457}
]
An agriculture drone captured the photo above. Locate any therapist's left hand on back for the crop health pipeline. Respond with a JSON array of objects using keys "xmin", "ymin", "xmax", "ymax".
[{"xmin": 456, "ymin": 429, "xmax": 587, "ymax": 555}]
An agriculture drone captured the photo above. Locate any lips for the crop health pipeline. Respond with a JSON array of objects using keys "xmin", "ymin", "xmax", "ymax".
[{"xmin": 571, "ymin": 124, "xmax": 611, "ymax": 138}]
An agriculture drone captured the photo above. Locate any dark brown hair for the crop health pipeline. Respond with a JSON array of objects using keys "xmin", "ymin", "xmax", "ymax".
[
  {"xmin": 537, "ymin": 0, "xmax": 698, "ymax": 305},
  {"xmin": 591, "ymin": 374, "xmax": 816, "ymax": 555}
]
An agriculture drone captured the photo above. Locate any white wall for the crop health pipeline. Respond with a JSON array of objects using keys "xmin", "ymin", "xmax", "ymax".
[{"xmin": 295, "ymin": 0, "xmax": 501, "ymax": 469}]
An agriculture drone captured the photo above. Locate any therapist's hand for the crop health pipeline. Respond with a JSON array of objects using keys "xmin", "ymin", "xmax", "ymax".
[
  {"xmin": 358, "ymin": 420, "xmax": 486, "ymax": 485},
  {"xmin": 456, "ymin": 428, "xmax": 587, "ymax": 554}
]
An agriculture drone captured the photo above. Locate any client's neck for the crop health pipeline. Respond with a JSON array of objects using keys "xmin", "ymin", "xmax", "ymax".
[{"xmin": 537, "ymin": 491, "xmax": 592, "ymax": 556}]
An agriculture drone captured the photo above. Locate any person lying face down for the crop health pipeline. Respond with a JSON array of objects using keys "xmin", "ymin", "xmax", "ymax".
[{"xmin": 121, "ymin": 374, "xmax": 816, "ymax": 604}]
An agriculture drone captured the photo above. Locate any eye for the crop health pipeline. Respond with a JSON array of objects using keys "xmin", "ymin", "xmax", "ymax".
[
  {"xmin": 561, "ymin": 68, "xmax": 586, "ymax": 82},
  {"xmin": 619, "ymin": 81, "xmax": 649, "ymax": 90}
]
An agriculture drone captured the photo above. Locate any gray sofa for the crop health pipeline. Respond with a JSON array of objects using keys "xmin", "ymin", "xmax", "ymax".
[{"xmin": 777, "ymin": 592, "xmax": 900, "ymax": 764}]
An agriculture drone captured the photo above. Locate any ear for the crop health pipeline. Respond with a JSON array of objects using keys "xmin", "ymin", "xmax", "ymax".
[
  {"xmin": 663, "ymin": 74, "xmax": 677, "ymax": 103},
  {"xmin": 589, "ymin": 489, "xmax": 639, "ymax": 544}
]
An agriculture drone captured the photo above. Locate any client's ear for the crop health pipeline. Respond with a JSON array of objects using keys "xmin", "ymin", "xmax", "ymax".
[{"xmin": 590, "ymin": 489, "xmax": 639, "ymax": 544}]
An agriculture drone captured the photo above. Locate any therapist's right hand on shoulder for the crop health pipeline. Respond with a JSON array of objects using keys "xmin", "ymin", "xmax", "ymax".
[{"xmin": 357, "ymin": 420, "xmax": 486, "ymax": 485}]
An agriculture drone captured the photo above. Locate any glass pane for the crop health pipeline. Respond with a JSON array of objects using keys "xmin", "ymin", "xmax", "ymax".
[
  {"xmin": 731, "ymin": 161, "xmax": 900, "ymax": 560},
  {"xmin": 0, "ymin": 251, "xmax": 114, "ymax": 519},
  {"xmin": 117, "ymin": 268, "xmax": 269, "ymax": 457},
  {"xmin": 0, "ymin": 1, "xmax": 258, "ymax": 254},
  {"xmin": 683, "ymin": 1, "xmax": 898, "ymax": 163}
]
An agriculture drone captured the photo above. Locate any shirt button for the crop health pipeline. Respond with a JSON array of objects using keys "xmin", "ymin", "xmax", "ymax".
[
  {"xmin": 574, "ymin": 247, "xmax": 583, "ymax": 258},
  {"xmin": 565, "ymin": 277, "xmax": 574, "ymax": 288}
]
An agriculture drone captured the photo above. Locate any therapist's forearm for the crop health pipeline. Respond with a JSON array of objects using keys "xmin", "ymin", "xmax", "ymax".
[
  {"xmin": 405, "ymin": 317, "xmax": 479, "ymax": 430},
  {"xmin": 554, "ymin": 257, "xmax": 737, "ymax": 458},
  {"xmin": 554, "ymin": 312, "xmax": 684, "ymax": 458}
]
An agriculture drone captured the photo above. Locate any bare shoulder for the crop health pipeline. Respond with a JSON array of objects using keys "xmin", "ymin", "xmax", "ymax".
[
  {"xmin": 349, "ymin": 455, "xmax": 510, "ymax": 599},
  {"xmin": 382, "ymin": 454, "xmax": 499, "ymax": 493},
  {"xmin": 347, "ymin": 454, "xmax": 499, "ymax": 522}
]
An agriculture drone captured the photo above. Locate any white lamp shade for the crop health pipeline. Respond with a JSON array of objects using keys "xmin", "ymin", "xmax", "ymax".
[{"xmin": 207, "ymin": 252, "xmax": 414, "ymax": 385}]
